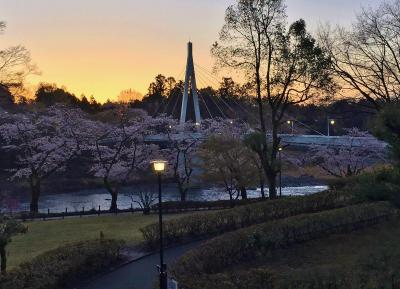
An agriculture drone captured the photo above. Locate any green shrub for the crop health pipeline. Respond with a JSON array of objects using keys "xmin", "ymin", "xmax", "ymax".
[
  {"xmin": 348, "ymin": 168, "xmax": 400, "ymax": 208},
  {"xmin": 172, "ymin": 202, "xmax": 395, "ymax": 287},
  {"xmin": 372, "ymin": 103, "xmax": 400, "ymax": 164},
  {"xmin": 189, "ymin": 246, "xmax": 400, "ymax": 289},
  {"xmin": 177, "ymin": 269, "xmax": 276, "ymax": 289},
  {"xmin": 327, "ymin": 176, "xmax": 356, "ymax": 190},
  {"xmin": 141, "ymin": 190, "xmax": 355, "ymax": 249},
  {"xmin": 189, "ymin": 265, "xmax": 400, "ymax": 289},
  {"xmin": 0, "ymin": 239, "xmax": 124, "ymax": 289}
]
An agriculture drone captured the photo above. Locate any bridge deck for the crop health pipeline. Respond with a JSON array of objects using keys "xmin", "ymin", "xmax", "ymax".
[{"xmin": 144, "ymin": 133, "xmax": 386, "ymax": 148}]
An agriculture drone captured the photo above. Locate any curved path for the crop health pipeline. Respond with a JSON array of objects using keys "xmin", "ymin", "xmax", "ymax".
[{"xmin": 78, "ymin": 242, "xmax": 201, "ymax": 289}]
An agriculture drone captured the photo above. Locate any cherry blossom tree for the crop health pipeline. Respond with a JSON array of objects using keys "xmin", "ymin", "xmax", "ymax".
[
  {"xmin": 0, "ymin": 106, "xmax": 88, "ymax": 213},
  {"xmin": 163, "ymin": 120, "xmax": 202, "ymax": 202},
  {"xmin": 307, "ymin": 128, "xmax": 387, "ymax": 178},
  {"xmin": 88, "ymin": 109, "xmax": 158, "ymax": 211},
  {"xmin": 157, "ymin": 117, "xmax": 249, "ymax": 202}
]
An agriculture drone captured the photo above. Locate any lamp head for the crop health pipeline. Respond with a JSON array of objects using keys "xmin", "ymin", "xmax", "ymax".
[
  {"xmin": 279, "ymin": 147, "xmax": 283, "ymax": 152},
  {"xmin": 151, "ymin": 160, "xmax": 167, "ymax": 173},
  {"xmin": 287, "ymin": 120, "xmax": 291, "ymax": 124},
  {"xmin": 330, "ymin": 120, "xmax": 336, "ymax": 125}
]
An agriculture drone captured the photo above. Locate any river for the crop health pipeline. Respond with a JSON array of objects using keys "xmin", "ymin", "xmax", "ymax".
[{"xmin": 7, "ymin": 184, "xmax": 328, "ymax": 213}]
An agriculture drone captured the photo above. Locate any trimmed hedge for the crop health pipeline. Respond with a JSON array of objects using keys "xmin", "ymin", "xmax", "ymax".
[
  {"xmin": 176, "ymin": 265, "xmax": 400, "ymax": 289},
  {"xmin": 178, "ymin": 245, "xmax": 400, "ymax": 289},
  {"xmin": 172, "ymin": 202, "xmax": 395, "ymax": 287},
  {"xmin": 141, "ymin": 190, "xmax": 355, "ymax": 248},
  {"xmin": 181, "ymin": 268, "xmax": 276, "ymax": 289},
  {"xmin": 0, "ymin": 239, "xmax": 124, "ymax": 289}
]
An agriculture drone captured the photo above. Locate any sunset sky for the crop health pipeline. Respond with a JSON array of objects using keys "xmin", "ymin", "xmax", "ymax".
[{"xmin": 0, "ymin": 0, "xmax": 379, "ymax": 102}]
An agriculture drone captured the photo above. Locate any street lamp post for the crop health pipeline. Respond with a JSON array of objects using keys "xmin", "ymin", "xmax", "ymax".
[
  {"xmin": 151, "ymin": 160, "xmax": 168, "ymax": 289},
  {"xmin": 278, "ymin": 147, "xmax": 283, "ymax": 198},
  {"xmin": 287, "ymin": 120, "xmax": 294, "ymax": 135},
  {"xmin": 327, "ymin": 118, "xmax": 335, "ymax": 136}
]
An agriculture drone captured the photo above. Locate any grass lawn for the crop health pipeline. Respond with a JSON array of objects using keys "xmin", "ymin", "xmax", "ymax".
[
  {"xmin": 233, "ymin": 217, "xmax": 400, "ymax": 276},
  {"xmin": 7, "ymin": 213, "xmax": 183, "ymax": 269}
]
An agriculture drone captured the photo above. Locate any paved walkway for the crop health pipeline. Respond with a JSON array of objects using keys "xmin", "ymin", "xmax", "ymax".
[{"xmin": 78, "ymin": 242, "xmax": 201, "ymax": 289}]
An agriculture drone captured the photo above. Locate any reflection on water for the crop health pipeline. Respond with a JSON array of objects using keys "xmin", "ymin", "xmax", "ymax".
[{"xmin": 10, "ymin": 184, "xmax": 328, "ymax": 213}]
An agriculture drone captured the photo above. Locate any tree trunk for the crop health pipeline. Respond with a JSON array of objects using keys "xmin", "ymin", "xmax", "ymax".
[
  {"xmin": 260, "ymin": 179, "xmax": 265, "ymax": 199},
  {"xmin": 110, "ymin": 192, "xmax": 118, "ymax": 212},
  {"xmin": 104, "ymin": 178, "xmax": 118, "ymax": 212},
  {"xmin": 0, "ymin": 245, "xmax": 6, "ymax": 274},
  {"xmin": 228, "ymin": 189, "xmax": 234, "ymax": 208},
  {"xmin": 240, "ymin": 187, "xmax": 248, "ymax": 200},
  {"xmin": 178, "ymin": 185, "xmax": 187, "ymax": 202},
  {"xmin": 29, "ymin": 176, "xmax": 41, "ymax": 213},
  {"xmin": 267, "ymin": 172, "xmax": 278, "ymax": 199},
  {"xmin": 268, "ymin": 119, "xmax": 280, "ymax": 200}
]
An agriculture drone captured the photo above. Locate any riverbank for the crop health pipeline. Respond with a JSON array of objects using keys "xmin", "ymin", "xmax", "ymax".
[
  {"xmin": 1, "ymin": 173, "xmax": 326, "ymax": 197},
  {"xmin": 2, "ymin": 175, "xmax": 327, "ymax": 214}
]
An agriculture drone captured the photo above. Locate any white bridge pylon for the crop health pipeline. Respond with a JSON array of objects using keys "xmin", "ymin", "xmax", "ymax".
[{"xmin": 180, "ymin": 42, "xmax": 201, "ymax": 125}]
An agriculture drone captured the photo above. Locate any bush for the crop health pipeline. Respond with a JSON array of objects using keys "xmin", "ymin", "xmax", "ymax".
[
  {"xmin": 172, "ymin": 202, "xmax": 395, "ymax": 287},
  {"xmin": 188, "ymin": 246, "xmax": 400, "ymax": 289},
  {"xmin": 0, "ymin": 239, "xmax": 124, "ymax": 289},
  {"xmin": 186, "ymin": 264, "xmax": 400, "ymax": 289},
  {"xmin": 335, "ymin": 168, "xmax": 400, "ymax": 208},
  {"xmin": 372, "ymin": 103, "xmax": 400, "ymax": 164},
  {"xmin": 141, "ymin": 190, "xmax": 355, "ymax": 249},
  {"xmin": 177, "ymin": 269, "xmax": 276, "ymax": 289}
]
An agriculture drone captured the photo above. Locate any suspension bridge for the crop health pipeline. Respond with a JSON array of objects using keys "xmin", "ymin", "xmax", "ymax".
[{"xmin": 149, "ymin": 42, "xmax": 385, "ymax": 148}]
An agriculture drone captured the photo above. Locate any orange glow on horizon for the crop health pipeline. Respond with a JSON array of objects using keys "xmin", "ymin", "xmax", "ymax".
[{"xmin": 1, "ymin": 0, "xmax": 379, "ymax": 103}]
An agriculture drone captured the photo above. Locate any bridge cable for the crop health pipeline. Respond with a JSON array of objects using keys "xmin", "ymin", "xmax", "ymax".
[
  {"xmin": 194, "ymin": 64, "xmax": 249, "ymax": 118},
  {"xmin": 198, "ymin": 89, "xmax": 214, "ymax": 119},
  {"xmin": 153, "ymin": 66, "xmax": 186, "ymax": 117},
  {"xmin": 195, "ymin": 67, "xmax": 236, "ymax": 117},
  {"xmin": 170, "ymin": 88, "xmax": 182, "ymax": 119},
  {"xmin": 195, "ymin": 74, "xmax": 228, "ymax": 119},
  {"xmin": 195, "ymin": 63, "xmax": 329, "ymax": 131},
  {"xmin": 195, "ymin": 69, "xmax": 250, "ymax": 125}
]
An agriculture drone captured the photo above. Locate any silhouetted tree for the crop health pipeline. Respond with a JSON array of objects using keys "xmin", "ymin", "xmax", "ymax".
[
  {"xmin": 35, "ymin": 84, "xmax": 102, "ymax": 113},
  {"xmin": 35, "ymin": 83, "xmax": 79, "ymax": 106},
  {"xmin": 0, "ymin": 22, "xmax": 37, "ymax": 103},
  {"xmin": 213, "ymin": 0, "xmax": 334, "ymax": 198},
  {"xmin": 373, "ymin": 103, "xmax": 400, "ymax": 165},
  {"xmin": 319, "ymin": 0, "xmax": 400, "ymax": 110},
  {"xmin": 148, "ymin": 74, "xmax": 168, "ymax": 99}
]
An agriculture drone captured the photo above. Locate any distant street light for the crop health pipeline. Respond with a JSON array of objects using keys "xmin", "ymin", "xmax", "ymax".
[
  {"xmin": 151, "ymin": 160, "xmax": 168, "ymax": 289},
  {"xmin": 287, "ymin": 120, "xmax": 294, "ymax": 135},
  {"xmin": 327, "ymin": 118, "xmax": 336, "ymax": 136}
]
